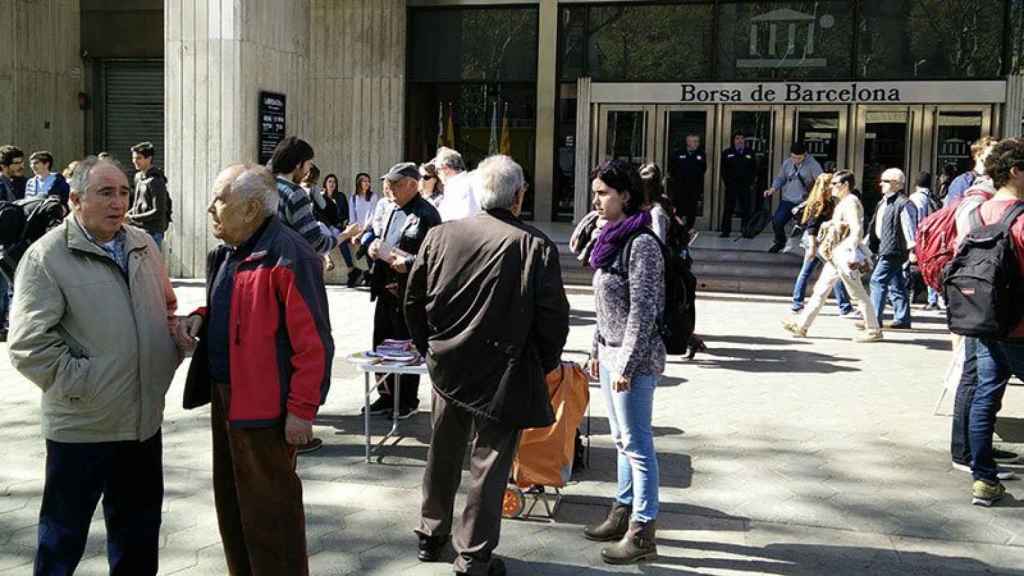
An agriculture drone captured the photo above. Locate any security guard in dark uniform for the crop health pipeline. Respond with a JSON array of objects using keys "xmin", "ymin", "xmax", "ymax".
[
  {"xmin": 667, "ymin": 134, "xmax": 707, "ymax": 232},
  {"xmin": 719, "ymin": 131, "xmax": 757, "ymax": 237}
]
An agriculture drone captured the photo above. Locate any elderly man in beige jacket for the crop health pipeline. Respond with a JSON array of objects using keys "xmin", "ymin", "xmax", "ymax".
[{"xmin": 7, "ymin": 155, "xmax": 182, "ymax": 575}]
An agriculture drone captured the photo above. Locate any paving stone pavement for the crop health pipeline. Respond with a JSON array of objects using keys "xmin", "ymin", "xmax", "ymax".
[{"xmin": 2, "ymin": 283, "xmax": 1024, "ymax": 575}]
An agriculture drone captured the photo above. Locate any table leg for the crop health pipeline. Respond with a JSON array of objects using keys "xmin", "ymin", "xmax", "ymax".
[{"xmin": 365, "ymin": 372, "xmax": 371, "ymax": 463}]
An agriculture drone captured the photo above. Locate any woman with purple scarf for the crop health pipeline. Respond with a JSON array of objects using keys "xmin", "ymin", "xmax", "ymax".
[{"xmin": 583, "ymin": 160, "xmax": 666, "ymax": 565}]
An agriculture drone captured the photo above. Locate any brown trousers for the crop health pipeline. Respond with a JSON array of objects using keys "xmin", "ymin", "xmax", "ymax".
[
  {"xmin": 212, "ymin": 383, "xmax": 309, "ymax": 576},
  {"xmin": 417, "ymin": 390, "xmax": 520, "ymax": 575}
]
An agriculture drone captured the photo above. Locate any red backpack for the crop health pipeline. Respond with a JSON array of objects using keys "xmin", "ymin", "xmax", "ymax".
[{"xmin": 915, "ymin": 184, "xmax": 994, "ymax": 291}]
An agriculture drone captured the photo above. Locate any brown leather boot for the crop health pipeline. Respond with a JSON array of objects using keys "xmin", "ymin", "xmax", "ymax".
[
  {"xmin": 601, "ymin": 520, "xmax": 657, "ymax": 565},
  {"xmin": 583, "ymin": 501, "xmax": 631, "ymax": 542}
]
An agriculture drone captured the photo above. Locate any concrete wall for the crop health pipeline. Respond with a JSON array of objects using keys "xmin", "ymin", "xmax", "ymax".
[
  {"xmin": 165, "ymin": 0, "xmax": 311, "ymax": 277},
  {"xmin": 308, "ymin": 0, "xmax": 405, "ymax": 198},
  {"xmin": 0, "ymin": 0, "xmax": 84, "ymax": 171},
  {"xmin": 165, "ymin": 0, "xmax": 404, "ymax": 278}
]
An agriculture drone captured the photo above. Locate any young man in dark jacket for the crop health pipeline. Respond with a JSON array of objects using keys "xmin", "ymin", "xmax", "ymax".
[
  {"xmin": 406, "ymin": 155, "xmax": 570, "ymax": 576},
  {"xmin": 126, "ymin": 141, "xmax": 172, "ymax": 248},
  {"xmin": 366, "ymin": 162, "xmax": 442, "ymax": 419}
]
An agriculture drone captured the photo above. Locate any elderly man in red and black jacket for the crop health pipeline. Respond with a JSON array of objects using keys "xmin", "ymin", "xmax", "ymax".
[{"xmin": 179, "ymin": 163, "xmax": 333, "ymax": 576}]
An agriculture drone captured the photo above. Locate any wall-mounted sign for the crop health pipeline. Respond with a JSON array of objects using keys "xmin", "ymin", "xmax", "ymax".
[
  {"xmin": 258, "ymin": 91, "xmax": 286, "ymax": 165},
  {"xmin": 591, "ymin": 81, "xmax": 1008, "ymax": 105}
]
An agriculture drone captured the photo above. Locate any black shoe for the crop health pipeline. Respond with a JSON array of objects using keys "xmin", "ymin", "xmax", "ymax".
[
  {"xmin": 584, "ymin": 502, "xmax": 631, "ymax": 542},
  {"xmin": 884, "ymin": 321, "xmax": 912, "ymax": 330},
  {"xmin": 456, "ymin": 557, "xmax": 506, "ymax": 576},
  {"xmin": 417, "ymin": 533, "xmax": 447, "ymax": 562},
  {"xmin": 601, "ymin": 520, "xmax": 657, "ymax": 565},
  {"xmin": 994, "ymin": 448, "xmax": 1021, "ymax": 463},
  {"xmin": 768, "ymin": 243, "xmax": 784, "ymax": 253},
  {"xmin": 346, "ymin": 268, "xmax": 362, "ymax": 288},
  {"xmin": 362, "ymin": 396, "xmax": 392, "ymax": 416},
  {"xmin": 296, "ymin": 437, "xmax": 323, "ymax": 455}
]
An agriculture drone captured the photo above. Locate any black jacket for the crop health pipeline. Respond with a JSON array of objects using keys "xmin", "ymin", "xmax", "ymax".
[
  {"xmin": 720, "ymin": 146, "xmax": 757, "ymax": 192},
  {"xmin": 128, "ymin": 167, "xmax": 172, "ymax": 233},
  {"xmin": 404, "ymin": 209, "xmax": 570, "ymax": 429},
  {"xmin": 868, "ymin": 194, "xmax": 910, "ymax": 259},
  {"xmin": 667, "ymin": 148, "xmax": 707, "ymax": 200},
  {"xmin": 370, "ymin": 195, "xmax": 441, "ymax": 301}
]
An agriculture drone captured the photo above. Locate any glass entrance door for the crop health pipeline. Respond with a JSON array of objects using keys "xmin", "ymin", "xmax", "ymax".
[
  {"xmin": 596, "ymin": 106, "xmax": 655, "ymax": 168},
  {"xmin": 784, "ymin": 106, "xmax": 849, "ymax": 171},
  {"xmin": 656, "ymin": 105, "xmax": 715, "ymax": 229},
  {"xmin": 720, "ymin": 106, "xmax": 779, "ymax": 232},
  {"xmin": 855, "ymin": 106, "xmax": 917, "ymax": 219},
  {"xmin": 926, "ymin": 105, "xmax": 992, "ymax": 182}
]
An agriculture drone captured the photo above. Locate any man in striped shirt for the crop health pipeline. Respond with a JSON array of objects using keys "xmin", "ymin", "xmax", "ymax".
[
  {"xmin": 268, "ymin": 136, "xmax": 339, "ymax": 456},
  {"xmin": 269, "ymin": 137, "xmax": 339, "ymax": 257}
]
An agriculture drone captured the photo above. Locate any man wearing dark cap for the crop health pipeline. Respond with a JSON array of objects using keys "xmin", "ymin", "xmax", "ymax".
[{"xmin": 366, "ymin": 162, "xmax": 442, "ymax": 419}]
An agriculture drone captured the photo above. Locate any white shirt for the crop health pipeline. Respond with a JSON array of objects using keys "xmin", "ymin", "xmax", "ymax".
[{"xmin": 437, "ymin": 171, "xmax": 480, "ymax": 222}]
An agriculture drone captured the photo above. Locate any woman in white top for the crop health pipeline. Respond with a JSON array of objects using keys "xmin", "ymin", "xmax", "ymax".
[
  {"xmin": 348, "ymin": 172, "xmax": 380, "ymax": 230},
  {"xmin": 784, "ymin": 169, "xmax": 883, "ymax": 342}
]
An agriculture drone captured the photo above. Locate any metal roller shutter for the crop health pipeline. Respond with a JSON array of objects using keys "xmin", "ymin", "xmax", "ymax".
[{"xmin": 103, "ymin": 61, "xmax": 164, "ymax": 172}]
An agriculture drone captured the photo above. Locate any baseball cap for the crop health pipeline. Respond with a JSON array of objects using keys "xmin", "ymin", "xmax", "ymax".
[{"xmin": 381, "ymin": 162, "xmax": 422, "ymax": 182}]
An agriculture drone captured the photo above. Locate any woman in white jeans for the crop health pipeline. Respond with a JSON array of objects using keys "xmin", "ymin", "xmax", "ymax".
[{"xmin": 783, "ymin": 169, "xmax": 883, "ymax": 342}]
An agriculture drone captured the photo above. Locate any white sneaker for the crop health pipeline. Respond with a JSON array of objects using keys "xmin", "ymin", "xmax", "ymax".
[{"xmin": 952, "ymin": 461, "xmax": 1018, "ymax": 481}]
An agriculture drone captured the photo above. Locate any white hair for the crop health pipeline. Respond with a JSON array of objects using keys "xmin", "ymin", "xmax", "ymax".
[
  {"xmin": 433, "ymin": 146, "xmax": 465, "ymax": 172},
  {"xmin": 215, "ymin": 164, "xmax": 278, "ymax": 216},
  {"xmin": 233, "ymin": 165, "xmax": 279, "ymax": 216},
  {"xmin": 881, "ymin": 167, "xmax": 905, "ymax": 190},
  {"xmin": 473, "ymin": 155, "xmax": 524, "ymax": 211},
  {"xmin": 70, "ymin": 156, "xmax": 125, "ymax": 196}
]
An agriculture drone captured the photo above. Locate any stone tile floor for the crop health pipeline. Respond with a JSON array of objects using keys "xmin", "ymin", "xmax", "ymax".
[{"xmin": 1, "ymin": 284, "xmax": 1023, "ymax": 575}]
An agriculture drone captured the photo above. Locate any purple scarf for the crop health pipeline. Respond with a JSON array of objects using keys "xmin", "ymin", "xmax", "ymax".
[{"xmin": 589, "ymin": 211, "xmax": 652, "ymax": 270}]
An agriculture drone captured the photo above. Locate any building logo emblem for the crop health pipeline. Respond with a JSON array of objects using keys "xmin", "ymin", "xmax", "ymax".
[{"xmin": 738, "ymin": 8, "xmax": 834, "ymax": 69}]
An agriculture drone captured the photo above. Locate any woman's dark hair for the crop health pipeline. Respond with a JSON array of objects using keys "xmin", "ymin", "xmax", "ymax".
[
  {"xmin": 822, "ymin": 161, "xmax": 837, "ymax": 174},
  {"xmin": 323, "ymin": 173, "xmax": 339, "ymax": 197},
  {"xmin": 591, "ymin": 160, "xmax": 644, "ymax": 216},
  {"xmin": 269, "ymin": 136, "xmax": 314, "ymax": 175},
  {"xmin": 639, "ymin": 162, "xmax": 674, "ymax": 215},
  {"xmin": 915, "ymin": 171, "xmax": 932, "ymax": 190},
  {"xmin": 833, "ymin": 169, "xmax": 856, "ymax": 190},
  {"xmin": 354, "ymin": 172, "xmax": 372, "ymax": 200},
  {"xmin": 420, "ymin": 162, "xmax": 444, "ymax": 197},
  {"xmin": 984, "ymin": 138, "xmax": 1024, "ymax": 189}
]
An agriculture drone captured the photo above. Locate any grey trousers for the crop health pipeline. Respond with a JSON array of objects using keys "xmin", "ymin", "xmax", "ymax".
[{"xmin": 416, "ymin": 390, "xmax": 520, "ymax": 575}]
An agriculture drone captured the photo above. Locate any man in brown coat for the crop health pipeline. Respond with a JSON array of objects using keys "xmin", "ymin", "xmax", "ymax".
[{"xmin": 405, "ymin": 155, "xmax": 570, "ymax": 576}]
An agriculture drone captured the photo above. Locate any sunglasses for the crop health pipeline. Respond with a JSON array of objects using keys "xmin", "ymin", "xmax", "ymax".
[{"xmin": 881, "ymin": 179, "xmax": 898, "ymax": 184}]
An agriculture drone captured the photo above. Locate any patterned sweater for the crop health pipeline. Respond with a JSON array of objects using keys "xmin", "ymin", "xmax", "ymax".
[
  {"xmin": 591, "ymin": 233, "xmax": 666, "ymax": 379},
  {"xmin": 276, "ymin": 176, "xmax": 337, "ymax": 255}
]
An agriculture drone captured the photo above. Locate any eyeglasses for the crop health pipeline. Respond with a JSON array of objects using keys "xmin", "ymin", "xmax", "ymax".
[{"xmin": 881, "ymin": 179, "xmax": 898, "ymax": 184}]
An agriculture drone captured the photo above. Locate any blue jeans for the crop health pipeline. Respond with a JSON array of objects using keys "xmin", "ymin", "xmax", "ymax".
[
  {"xmin": 35, "ymin": 432, "xmax": 163, "ymax": 575},
  {"xmin": 951, "ymin": 338, "xmax": 978, "ymax": 465},
  {"xmin": 870, "ymin": 256, "xmax": 911, "ymax": 326},
  {"xmin": 792, "ymin": 257, "xmax": 853, "ymax": 314},
  {"xmin": 772, "ymin": 199, "xmax": 798, "ymax": 246},
  {"xmin": 600, "ymin": 366, "xmax": 659, "ymax": 522},
  {"xmin": 338, "ymin": 240, "xmax": 354, "ymax": 268},
  {"xmin": 971, "ymin": 340, "xmax": 1024, "ymax": 483},
  {"xmin": 149, "ymin": 231, "xmax": 163, "ymax": 250}
]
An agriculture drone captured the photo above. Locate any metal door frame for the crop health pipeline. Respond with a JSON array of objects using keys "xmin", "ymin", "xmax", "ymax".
[
  {"xmin": 782, "ymin": 105, "xmax": 851, "ymax": 170},
  {"xmin": 654, "ymin": 104, "xmax": 717, "ymax": 228},
  {"xmin": 594, "ymin": 104, "xmax": 657, "ymax": 167},
  {"xmin": 852, "ymin": 104, "xmax": 925, "ymax": 192},
  {"xmin": 924, "ymin": 104, "xmax": 994, "ymax": 176},
  {"xmin": 721, "ymin": 104, "xmax": 783, "ymax": 225}
]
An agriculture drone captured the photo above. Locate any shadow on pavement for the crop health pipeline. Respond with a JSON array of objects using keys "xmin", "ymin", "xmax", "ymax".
[{"xmin": 681, "ymin": 346, "xmax": 860, "ymax": 374}]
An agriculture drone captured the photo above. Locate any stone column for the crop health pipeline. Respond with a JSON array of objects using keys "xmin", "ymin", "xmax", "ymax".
[
  {"xmin": 165, "ymin": 0, "xmax": 311, "ymax": 277},
  {"xmin": 0, "ymin": 0, "xmax": 84, "ymax": 171},
  {"xmin": 532, "ymin": 0, "xmax": 558, "ymax": 222}
]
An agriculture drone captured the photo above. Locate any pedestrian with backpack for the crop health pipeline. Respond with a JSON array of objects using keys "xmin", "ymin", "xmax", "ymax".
[
  {"xmin": 945, "ymin": 137, "xmax": 998, "ymax": 207},
  {"xmin": 906, "ymin": 171, "xmax": 943, "ymax": 310},
  {"xmin": 943, "ymin": 138, "xmax": 1024, "ymax": 506},
  {"xmin": 783, "ymin": 170, "xmax": 882, "ymax": 342},
  {"xmin": 584, "ymin": 159, "xmax": 664, "ymax": 565}
]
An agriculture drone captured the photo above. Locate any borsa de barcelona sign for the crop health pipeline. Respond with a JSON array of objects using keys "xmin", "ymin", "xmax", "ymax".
[{"xmin": 590, "ymin": 81, "xmax": 1008, "ymax": 105}]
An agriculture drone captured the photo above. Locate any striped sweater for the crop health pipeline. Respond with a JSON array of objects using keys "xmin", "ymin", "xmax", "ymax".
[{"xmin": 275, "ymin": 176, "xmax": 337, "ymax": 255}]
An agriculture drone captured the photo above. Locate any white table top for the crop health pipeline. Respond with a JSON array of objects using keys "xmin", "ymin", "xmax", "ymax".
[{"xmin": 348, "ymin": 358, "xmax": 429, "ymax": 376}]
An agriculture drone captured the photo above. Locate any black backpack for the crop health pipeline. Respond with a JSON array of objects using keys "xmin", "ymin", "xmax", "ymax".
[
  {"xmin": 943, "ymin": 201, "xmax": 1024, "ymax": 338},
  {"xmin": 0, "ymin": 196, "xmax": 66, "ymax": 283},
  {"xmin": 615, "ymin": 228, "xmax": 693, "ymax": 355}
]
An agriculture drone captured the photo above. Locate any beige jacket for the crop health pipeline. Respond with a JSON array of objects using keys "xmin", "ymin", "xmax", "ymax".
[
  {"xmin": 817, "ymin": 193, "xmax": 865, "ymax": 262},
  {"xmin": 8, "ymin": 218, "xmax": 181, "ymax": 443}
]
